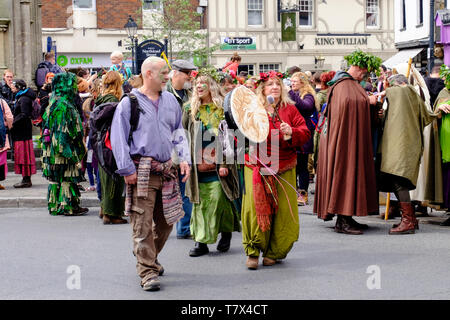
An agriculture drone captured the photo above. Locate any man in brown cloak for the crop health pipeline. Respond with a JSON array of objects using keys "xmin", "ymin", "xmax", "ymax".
[{"xmin": 314, "ymin": 56, "xmax": 379, "ymax": 235}]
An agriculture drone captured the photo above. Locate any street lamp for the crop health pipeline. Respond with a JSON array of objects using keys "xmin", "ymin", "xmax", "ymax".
[
  {"xmin": 314, "ymin": 55, "xmax": 325, "ymax": 69},
  {"xmin": 124, "ymin": 15, "xmax": 138, "ymax": 74}
]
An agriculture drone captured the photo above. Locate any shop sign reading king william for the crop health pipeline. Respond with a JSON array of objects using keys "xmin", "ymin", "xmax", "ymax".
[{"xmin": 221, "ymin": 36, "xmax": 256, "ymax": 50}]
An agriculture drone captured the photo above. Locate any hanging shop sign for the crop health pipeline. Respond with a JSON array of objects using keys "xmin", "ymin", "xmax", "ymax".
[{"xmin": 281, "ymin": 12, "xmax": 296, "ymax": 42}]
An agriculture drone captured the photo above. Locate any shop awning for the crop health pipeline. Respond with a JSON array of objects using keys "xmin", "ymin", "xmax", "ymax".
[{"xmin": 383, "ymin": 48, "xmax": 424, "ymax": 69}]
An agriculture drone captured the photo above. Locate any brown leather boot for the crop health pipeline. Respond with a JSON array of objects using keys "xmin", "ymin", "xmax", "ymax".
[{"xmin": 389, "ymin": 202, "xmax": 416, "ymax": 234}]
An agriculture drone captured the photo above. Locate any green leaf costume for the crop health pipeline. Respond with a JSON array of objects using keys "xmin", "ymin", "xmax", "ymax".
[{"xmin": 41, "ymin": 72, "xmax": 86, "ymax": 215}]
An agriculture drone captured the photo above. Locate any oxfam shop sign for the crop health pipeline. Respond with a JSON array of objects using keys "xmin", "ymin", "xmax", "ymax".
[{"xmin": 56, "ymin": 53, "xmax": 111, "ymax": 68}]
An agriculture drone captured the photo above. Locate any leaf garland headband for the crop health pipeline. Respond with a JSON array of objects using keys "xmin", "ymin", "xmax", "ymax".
[
  {"xmin": 194, "ymin": 67, "xmax": 223, "ymax": 84},
  {"xmin": 344, "ymin": 50, "xmax": 383, "ymax": 75},
  {"xmin": 440, "ymin": 64, "xmax": 450, "ymax": 90}
]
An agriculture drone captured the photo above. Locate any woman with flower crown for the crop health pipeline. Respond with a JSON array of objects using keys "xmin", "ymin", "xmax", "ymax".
[
  {"xmin": 183, "ymin": 68, "xmax": 241, "ymax": 257},
  {"xmin": 242, "ymin": 71, "xmax": 310, "ymax": 270}
]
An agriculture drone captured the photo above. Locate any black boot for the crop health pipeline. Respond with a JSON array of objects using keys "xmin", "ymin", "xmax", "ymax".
[
  {"xmin": 217, "ymin": 232, "xmax": 232, "ymax": 252},
  {"xmin": 13, "ymin": 176, "xmax": 32, "ymax": 188},
  {"xmin": 348, "ymin": 217, "xmax": 369, "ymax": 230},
  {"xmin": 334, "ymin": 215, "xmax": 363, "ymax": 235},
  {"xmin": 189, "ymin": 242, "xmax": 209, "ymax": 257}
]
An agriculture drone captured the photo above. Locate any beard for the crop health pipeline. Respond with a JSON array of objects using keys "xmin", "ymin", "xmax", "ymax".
[{"xmin": 183, "ymin": 81, "xmax": 192, "ymax": 90}]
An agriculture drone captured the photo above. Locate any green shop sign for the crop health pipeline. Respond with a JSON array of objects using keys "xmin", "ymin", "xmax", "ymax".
[
  {"xmin": 220, "ymin": 37, "xmax": 256, "ymax": 50},
  {"xmin": 57, "ymin": 55, "xmax": 68, "ymax": 67},
  {"xmin": 57, "ymin": 55, "xmax": 94, "ymax": 67}
]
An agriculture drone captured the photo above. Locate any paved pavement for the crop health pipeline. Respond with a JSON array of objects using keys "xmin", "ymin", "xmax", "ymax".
[
  {"xmin": 1, "ymin": 195, "xmax": 450, "ymax": 300},
  {"xmin": 1, "ymin": 171, "xmax": 450, "ymax": 300},
  {"xmin": 0, "ymin": 171, "xmax": 99, "ymax": 208}
]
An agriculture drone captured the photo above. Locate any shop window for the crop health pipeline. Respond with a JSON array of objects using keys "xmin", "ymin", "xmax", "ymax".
[
  {"xmin": 238, "ymin": 64, "xmax": 255, "ymax": 76},
  {"xmin": 299, "ymin": 0, "xmax": 313, "ymax": 27},
  {"xmin": 259, "ymin": 64, "xmax": 280, "ymax": 73},
  {"xmin": 248, "ymin": 0, "xmax": 263, "ymax": 26},
  {"xmin": 143, "ymin": 0, "xmax": 163, "ymax": 12},
  {"xmin": 366, "ymin": 0, "xmax": 379, "ymax": 28},
  {"xmin": 73, "ymin": 0, "xmax": 95, "ymax": 10}
]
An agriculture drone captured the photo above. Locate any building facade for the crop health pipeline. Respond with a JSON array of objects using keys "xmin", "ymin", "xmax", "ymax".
[
  {"xmin": 385, "ymin": 0, "xmax": 449, "ymax": 72},
  {"xmin": 41, "ymin": 0, "xmax": 205, "ymax": 71},
  {"xmin": 207, "ymin": 0, "xmax": 396, "ymax": 74},
  {"xmin": 0, "ymin": 0, "xmax": 43, "ymax": 86}
]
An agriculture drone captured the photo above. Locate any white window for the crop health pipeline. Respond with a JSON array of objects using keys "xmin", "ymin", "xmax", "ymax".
[
  {"xmin": 259, "ymin": 64, "xmax": 280, "ymax": 73},
  {"xmin": 299, "ymin": 0, "xmax": 313, "ymax": 27},
  {"xmin": 73, "ymin": 0, "xmax": 95, "ymax": 10},
  {"xmin": 248, "ymin": 0, "xmax": 263, "ymax": 26},
  {"xmin": 401, "ymin": 0, "xmax": 406, "ymax": 29},
  {"xmin": 417, "ymin": 0, "xmax": 424, "ymax": 25},
  {"xmin": 366, "ymin": 0, "xmax": 379, "ymax": 28},
  {"xmin": 143, "ymin": 0, "xmax": 163, "ymax": 12}
]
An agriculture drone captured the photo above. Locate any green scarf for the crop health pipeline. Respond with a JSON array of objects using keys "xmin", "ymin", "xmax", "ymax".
[{"xmin": 196, "ymin": 103, "xmax": 224, "ymax": 135}]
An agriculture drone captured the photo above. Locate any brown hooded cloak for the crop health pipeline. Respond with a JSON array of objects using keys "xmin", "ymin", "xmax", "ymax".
[{"xmin": 314, "ymin": 73, "xmax": 379, "ymax": 219}]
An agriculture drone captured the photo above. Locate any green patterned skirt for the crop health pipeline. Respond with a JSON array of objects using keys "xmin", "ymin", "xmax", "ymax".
[{"xmin": 190, "ymin": 180, "xmax": 241, "ymax": 244}]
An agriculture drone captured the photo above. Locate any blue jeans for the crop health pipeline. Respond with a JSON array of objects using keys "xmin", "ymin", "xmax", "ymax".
[
  {"xmin": 176, "ymin": 172, "xmax": 192, "ymax": 236},
  {"xmin": 96, "ymin": 168, "xmax": 102, "ymax": 200}
]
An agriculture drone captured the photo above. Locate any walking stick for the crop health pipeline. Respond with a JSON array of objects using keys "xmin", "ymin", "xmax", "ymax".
[
  {"xmin": 384, "ymin": 193, "xmax": 390, "ymax": 220},
  {"xmin": 384, "ymin": 58, "xmax": 413, "ymax": 220}
]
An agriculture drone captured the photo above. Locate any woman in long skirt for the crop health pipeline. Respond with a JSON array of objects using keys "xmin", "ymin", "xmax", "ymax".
[
  {"xmin": 241, "ymin": 71, "xmax": 310, "ymax": 269},
  {"xmin": 184, "ymin": 71, "xmax": 241, "ymax": 257},
  {"xmin": 10, "ymin": 79, "xmax": 36, "ymax": 188}
]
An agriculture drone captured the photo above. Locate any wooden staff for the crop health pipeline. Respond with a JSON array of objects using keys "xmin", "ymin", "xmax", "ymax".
[{"xmin": 384, "ymin": 57, "xmax": 413, "ymax": 220}]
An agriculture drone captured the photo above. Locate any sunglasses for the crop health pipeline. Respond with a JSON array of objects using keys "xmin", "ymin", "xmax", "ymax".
[{"xmin": 181, "ymin": 70, "xmax": 193, "ymax": 76}]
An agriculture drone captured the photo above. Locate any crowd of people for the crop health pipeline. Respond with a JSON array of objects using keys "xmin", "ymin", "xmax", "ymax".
[{"xmin": 1, "ymin": 49, "xmax": 450, "ymax": 292}]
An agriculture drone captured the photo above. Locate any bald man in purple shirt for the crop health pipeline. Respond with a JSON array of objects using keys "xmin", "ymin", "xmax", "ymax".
[{"xmin": 111, "ymin": 56, "xmax": 191, "ymax": 291}]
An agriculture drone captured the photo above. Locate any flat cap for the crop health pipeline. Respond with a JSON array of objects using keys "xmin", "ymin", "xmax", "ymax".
[{"xmin": 172, "ymin": 60, "xmax": 197, "ymax": 72}]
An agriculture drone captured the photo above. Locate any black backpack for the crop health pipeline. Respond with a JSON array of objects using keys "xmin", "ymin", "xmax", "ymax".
[{"xmin": 89, "ymin": 93, "xmax": 142, "ymax": 179}]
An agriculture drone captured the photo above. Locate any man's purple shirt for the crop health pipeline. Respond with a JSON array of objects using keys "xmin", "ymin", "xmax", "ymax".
[{"xmin": 111, "ymin": 88, "xmax": 190, "ymax": 176}]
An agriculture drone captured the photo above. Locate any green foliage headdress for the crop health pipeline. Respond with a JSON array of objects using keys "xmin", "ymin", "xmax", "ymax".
[
  {"xmin": 440, "ymin": 64, "xmax": 450, "ymax": 90},
  {"xmin": 51, "ymin": 72, "xmax": 78, "ymax": 99},
  {"xmin": 344, "ymin": 50, "xmax": 383, "ymax": 75},
  {"xmin": 195, "ymin": 66, "xmax": 223, "ymax": 84}
]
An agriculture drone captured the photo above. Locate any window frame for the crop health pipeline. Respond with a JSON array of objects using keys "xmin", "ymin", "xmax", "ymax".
[
  {"xmin": 400, "ymin": 0, "xmax": 406, "ymax": 30},
  {"xmin": 298, "ymin": 0, "xmax": 314, "ymax": 28},
  {"xmin": 247, "ymin": 0, "xmax": 264, "ymax": 27},
  {"xmin": 238, "ymin": 64, "xmax": 256, "ymax": 76},
  {"xmin": 72, "ymin": 0, "xmax": 96, "ymax": 11},
  {"xmin": 417, "ymin": 0, "xmax": 424, "ymax": 26},
  {"xmin": 366, "ymin": 0, "xmax": 380, "ymax": 29},
  {"xmin": 142, "ymin": 0, "xmax": 163, "ymax": 12},
  {"xmin": 259, "ymin": 63, "xmax": 281, "ymax": 73}
]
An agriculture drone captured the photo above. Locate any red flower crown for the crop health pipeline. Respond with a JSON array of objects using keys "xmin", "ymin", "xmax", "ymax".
[{"xmin": 257, "ymin": 71, "xmax": 287, "ymax": 85}]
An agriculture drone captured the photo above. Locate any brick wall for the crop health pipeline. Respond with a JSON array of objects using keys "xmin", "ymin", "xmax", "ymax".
[
  {"xmin": 41, "ymin": 0, "xmax": 203, "ymax": 30},
  {"xmin": 96, "ymin": 0, "xmax": 142, "ymax": 29},
  {"xmin": 41, "ymin": 0, "xmax": 73, "ymax": 28}
]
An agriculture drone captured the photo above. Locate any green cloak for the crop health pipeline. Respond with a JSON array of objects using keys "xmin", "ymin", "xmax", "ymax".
[{"xmin": 379, "ymin": 85, "xmax": 436, "ymax": 190}]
